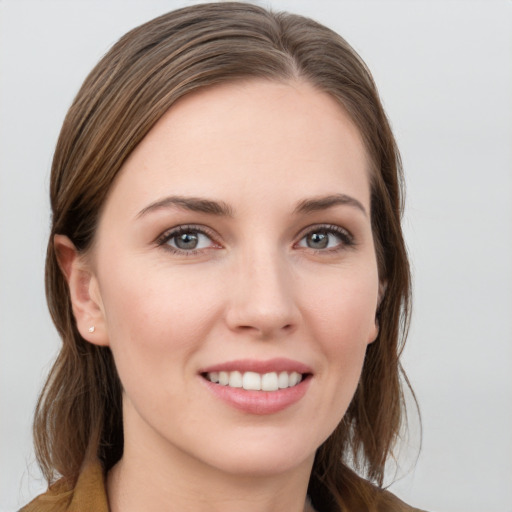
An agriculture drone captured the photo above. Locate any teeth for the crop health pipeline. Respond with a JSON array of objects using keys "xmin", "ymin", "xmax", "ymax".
[
  {"xmin": 218, "ymin": 371, "xmax": 229, "ymax": 386},
  {"xmin": 205, "ymin": 370, "xmax": 304, "ymax": 391},
  {"xmin": 228, "ymin": 370, "xmax": 242, "ymax": 388},
  {"xmin": 291, "ymin": 371, "xmax": 302, "ymax": 386},
  {"xmin": 243, "ymin": 371, "xmax": 261, "ymax": 390},
  {"xmin": 289, "ymin": 371, "xmax": 301, "ymax": 387},
  {"xmin": 261, "ymin": 372, "xmax": 278, "ymax": 391},
  {"xmin": 278, "ymin": 371, "xmax": 289, "ymax": 388}
]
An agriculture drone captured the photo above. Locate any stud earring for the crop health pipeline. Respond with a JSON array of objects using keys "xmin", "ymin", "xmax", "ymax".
[{"xmin": 88, "ymin": 326, "xmax": 95, "ymax": 333}]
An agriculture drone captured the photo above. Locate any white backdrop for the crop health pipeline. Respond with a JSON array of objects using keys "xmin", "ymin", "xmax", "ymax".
[{"xmin": 1, "ymin": 1, "xmax": 511, "ymax": 511}]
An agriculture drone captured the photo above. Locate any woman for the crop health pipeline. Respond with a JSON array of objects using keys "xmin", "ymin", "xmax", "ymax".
[{"xmin": 21, "ymin": 2, "xmax": 422, "ymax": 511}]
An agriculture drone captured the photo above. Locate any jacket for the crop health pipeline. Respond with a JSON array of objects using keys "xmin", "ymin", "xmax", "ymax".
[{"xmin": 20, "ymin": 460, "xmax": 426, "ymax": 512}]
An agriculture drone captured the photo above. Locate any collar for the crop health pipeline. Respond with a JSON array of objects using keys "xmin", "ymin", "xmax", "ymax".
[{"xmin": 67, "ymin": 460, "xmax": 109, "ymax": 512}]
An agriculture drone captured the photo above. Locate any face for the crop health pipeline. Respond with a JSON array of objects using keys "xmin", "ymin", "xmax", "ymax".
[{"xmin": 79, "ymin": 80, "xmax": 380, "ymax": 477}]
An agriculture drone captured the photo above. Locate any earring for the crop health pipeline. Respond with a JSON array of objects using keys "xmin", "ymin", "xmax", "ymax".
[{"xmin": 88, "ymin": 326, "xmax": 95, "ymax": 333}]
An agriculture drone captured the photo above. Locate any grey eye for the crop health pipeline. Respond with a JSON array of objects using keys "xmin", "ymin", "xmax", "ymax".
[
  {"xmin": 298, "ymin": 228, "xmax": 349, "ymax": 251},
  {"xmin": 175, "ymin": 232, "xmax": 199, "ymax": 250},
  {"xmin": 166, "ymin": 230, "xmax": 213, "ymax": 251},
  {"xmin": 306, "ymin": 231, "xmax": 329, "ymax": 249}
]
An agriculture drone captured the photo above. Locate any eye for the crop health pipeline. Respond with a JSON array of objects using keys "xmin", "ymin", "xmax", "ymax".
[
  {"xmin": 297, "ymin": 225, "xmax": 354, "ymax": 251},
  {"xmin": 157, "ymin": 225, "xmax": 218, "ymax": 254}
]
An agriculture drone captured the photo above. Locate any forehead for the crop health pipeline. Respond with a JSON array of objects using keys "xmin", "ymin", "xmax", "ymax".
[{"xmin": 104, "ymin": 79, "xmax": 371, "ymax": 218}]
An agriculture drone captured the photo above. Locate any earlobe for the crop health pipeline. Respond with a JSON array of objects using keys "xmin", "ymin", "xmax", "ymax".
[
  {"xmin": 368, "ymin": 320, "xmax": 379, "ymax": 345},
  {"xmin": 54, "ymin": 234, "xmax": 109, "ymax": 346}
]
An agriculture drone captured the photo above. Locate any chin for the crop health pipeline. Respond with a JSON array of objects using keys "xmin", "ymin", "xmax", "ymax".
[
  {"xmin": 211, "ymin": 447, "xmax": 314, "ymax": 478},
  {"xmin": 190, "ymin": 428, "xmax": 321, "ymax": 478}
]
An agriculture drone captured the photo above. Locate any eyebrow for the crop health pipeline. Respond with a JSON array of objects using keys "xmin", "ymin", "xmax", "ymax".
[
  {"xmin": 294, "ymin": 193, "xmax": 367, "ymax": 216},
  {"xmin": 137, "ymin": 192, "xmax": 366, "ymax": 219},
  {"xmin": 137, "ymin": 196, "xmax": 234, "ymax": 218}
]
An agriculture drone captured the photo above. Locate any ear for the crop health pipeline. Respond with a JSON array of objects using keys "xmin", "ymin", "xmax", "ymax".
[
  {"xmin": 54, "ymin": 234, "xmax": 109, "ymax": 346},
  {"xmin": 368, "ymin": 280, "xmax": 387, "ymax": 345}
]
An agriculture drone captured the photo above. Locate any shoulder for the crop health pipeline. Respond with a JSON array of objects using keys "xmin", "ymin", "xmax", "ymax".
[
  {"xmin": 19, "ymin": 461, "xmax": 109, "ymax": 512},
  {"xmin": 343, "ymin": 473, "xmax": 427, "ymax": 512},
  {"xmin": 309, "ymin": 468, "xmax": 427, "ymax": 512},
  {"xmin": 19, "ymin": 479, "xmax": 73, "ymax": 512},
  {"xmin": 373, "ymin": 485, "xmax": 427, "ymax": 512}
]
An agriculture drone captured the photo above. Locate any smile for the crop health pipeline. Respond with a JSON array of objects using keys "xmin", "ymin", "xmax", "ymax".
[
  {"xmin": 199, "ymin": 358, "xmax": 313, "ymax": 414},
  {"xmin": 204, "ymin": 370, "xmax": 303, "ymax": 391}
]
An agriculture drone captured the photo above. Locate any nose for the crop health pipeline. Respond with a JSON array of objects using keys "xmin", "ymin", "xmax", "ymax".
[{"xmin": 224, "ymin": 247, "xmax": 300, "ymax": 339}]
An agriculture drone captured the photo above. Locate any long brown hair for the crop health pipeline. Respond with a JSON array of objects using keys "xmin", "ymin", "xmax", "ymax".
[{"xmin": 35, "ymin": 3, "xmax": 413, "ymax": 510}]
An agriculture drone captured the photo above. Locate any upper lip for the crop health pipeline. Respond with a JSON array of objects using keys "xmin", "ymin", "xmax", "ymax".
[{"xmin": 199, "ymin": 358, "xmax": 313, "ymax": 375}]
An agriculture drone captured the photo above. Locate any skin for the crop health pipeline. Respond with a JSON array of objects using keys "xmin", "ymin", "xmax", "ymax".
[{"xmin": 57, "ymin": 79, "xmax": 382, "ymax": 512}]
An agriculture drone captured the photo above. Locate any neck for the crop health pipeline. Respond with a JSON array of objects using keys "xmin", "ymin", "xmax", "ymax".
[
  {"xmin": 107, "ymin": 407, "xmax": 315, "ymax": 512},
  {"xmin": 107, "ymin": 452, "xmax": 314, "ymax": 512}
]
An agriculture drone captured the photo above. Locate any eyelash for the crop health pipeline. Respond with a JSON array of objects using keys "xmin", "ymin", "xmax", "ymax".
[
  {"xmin": 156, "ymin": 223, "xmax": 355, "ymax": 256},
  {"xmin": 295, "ymin": 224, "xmax": 356, "ymax": 253},
  {"xmin": 156, "ymin": 224, "xmax": 218, "ymax": 256}
]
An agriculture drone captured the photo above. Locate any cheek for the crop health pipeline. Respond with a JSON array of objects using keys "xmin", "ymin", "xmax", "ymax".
[
  {"xmin": 97, "ymin": 258, "xmax": 221, "ymax": 385},
  {"xmin": 304, "ymin": 263, "xmax": 379, "ymax": 346},
  {"xmin": 302, "ymin": 264, "xmax": 378, "ymax": 409}
]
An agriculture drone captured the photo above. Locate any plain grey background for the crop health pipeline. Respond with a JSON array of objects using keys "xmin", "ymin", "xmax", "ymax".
[{"xmin": 1, "ymin": 1, "xmax": 511, "ymax": 511}]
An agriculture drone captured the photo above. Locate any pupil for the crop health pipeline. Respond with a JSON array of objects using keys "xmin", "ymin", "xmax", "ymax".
[
  {"xmin": 308, "ymin": 232, "xmax": 328, "ymax": 249},
  {"xmin": 176, "ymin": 232, "xmax": 198, "ymax": 249}
]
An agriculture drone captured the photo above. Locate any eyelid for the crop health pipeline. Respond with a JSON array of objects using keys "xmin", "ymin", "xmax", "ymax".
[
  {"xmin": 155, "ymin": 224, "xmax": 220, "ymax": 253},
  {"xmin": 294, "ymin": 223, "xmax": 355, "ymax": 250},
  {"xmin": 154, "ymin": 222, "xmax": 355, "ymax": 255}
]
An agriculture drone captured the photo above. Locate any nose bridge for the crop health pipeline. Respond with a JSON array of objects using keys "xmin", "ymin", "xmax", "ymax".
[{"xmin": 225, "ymin": 241, "xmax": 299, "ymax": 337}]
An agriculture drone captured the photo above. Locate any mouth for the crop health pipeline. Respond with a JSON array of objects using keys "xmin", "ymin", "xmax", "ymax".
[
  {"xmin": 202, "ymin": 370, "xmax": 308, "ymax": 391},
  {"xmin": 198, "ymin": 358, "xmax": 313, "ymax": 414}
]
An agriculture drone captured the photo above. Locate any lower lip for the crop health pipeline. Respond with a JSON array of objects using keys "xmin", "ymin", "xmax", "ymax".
[{"xmin": 201, "ymin": 376, "xmax": 311, "ymax": 415}]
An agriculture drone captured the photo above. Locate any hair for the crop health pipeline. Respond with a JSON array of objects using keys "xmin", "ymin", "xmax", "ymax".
[{"xmin": 35, "ymin": 2, "xmax": 413, "ymax": 510}]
